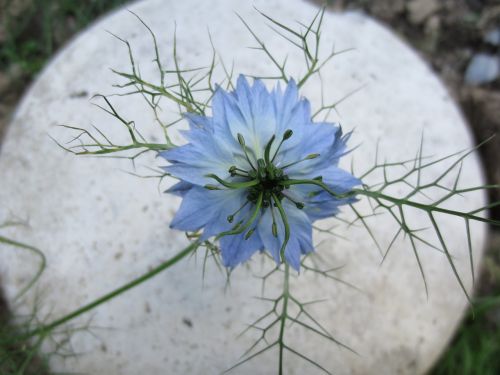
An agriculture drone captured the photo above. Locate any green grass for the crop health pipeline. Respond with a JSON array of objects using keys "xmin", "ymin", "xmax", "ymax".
[
  {"xmin": 0, "ymin": 0, "xmax": 129, "ymax": 77},
  {"xmin": 431, "ymin": 296, "xmax": 500, "ymax": 375}
]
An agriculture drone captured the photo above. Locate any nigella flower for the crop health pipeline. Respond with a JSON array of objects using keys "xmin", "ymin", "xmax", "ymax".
[{"xmin": 160, "ymin": 75, "xmax": 360, "ymax": 270}]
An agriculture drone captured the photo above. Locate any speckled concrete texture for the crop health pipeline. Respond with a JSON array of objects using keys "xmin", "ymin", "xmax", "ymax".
[{"xmin": 0, "ymin": 0, "xmax": 487, "ymax": 374}]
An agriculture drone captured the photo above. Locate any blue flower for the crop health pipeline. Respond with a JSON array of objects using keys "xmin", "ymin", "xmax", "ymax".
[{"xmin": 160, "ymin": 75, "xmax": 360, "ymax": 270}]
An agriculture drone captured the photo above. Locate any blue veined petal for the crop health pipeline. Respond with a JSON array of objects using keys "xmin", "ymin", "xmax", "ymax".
[
  {"xmin": 201, "ymin": 195, "xmax": 261, "ymax": 240},
  {"xmin": 320, "ymin": 128, "xmax": 354, "ymax": 166},
  {"xmin": 270, "ymin": 80, "xmax": 314, "ymax": 151},
  {"xmin": 304, "ymin": 190, "xmax": 358, "ymax": 221},
  {"xmin": 220, "ymin": 230, "xmax": 264, "ymax": 268},
  {"xmin": 271, "ymin": 79, "xmax": 298, "ymax": 134},
  {"xmin": 160, "ymin": 131, "xmax": 239, "ymax": 186},
  {"xmin": 166, "ymin": 181, "xmax": 193, "ymax": 197},
  {"xmin": 221, "ymin": 76, "xmax": 277, "ymax": 161},
  {"xmin": 170, "ymin": 187, "xmax": 246, "ymax": 233},
  {"xmin": 276, "ymin": 122, "xmax": 340, "ymax": 175},
  {"xmin": 258, "ymin": 201, "xmax": 313, "ymax": 271},
  {"xmin": 319, "ymin": 165, "xmax": 362, "ymax": 194},
  {"xmin": 183, "ymin": 112, "xmax": 213, "ymax": 131},
  {"xmin": 161, "ymin": 158, "xmax": 228, "ymax": 187}
]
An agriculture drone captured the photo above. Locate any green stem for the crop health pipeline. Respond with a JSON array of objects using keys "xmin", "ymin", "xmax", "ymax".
[
  {"xmin": 278, "ymin": 263, "xmax": 290, "ymax": 375},
  {"xmin": 0, "ymin": 235, "xmax": 46, "ymax": 302},
  {"xmin": 74, "ymin": 142, "xmax": 171, "ymax": 156},
  {"xmin": 113, "ymin": 70, "xmax": 197, "ymax": 113},
  {"xmin": 354, "ymin": 189, "xmax": 499, "ymax": 225},
  {"xmin": 16, "ymin": 241, "xmax": 199, "ymax": 342}
]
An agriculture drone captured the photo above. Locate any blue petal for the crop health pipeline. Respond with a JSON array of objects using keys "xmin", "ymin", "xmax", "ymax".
[
  {"xmin": 166, "ymin": 181, "xmax": 193, "ymax": 197},
  {"xmin": 304, "ymin": 190, "xmax": 358, "ymax": 221},
  {"xmin": 221, "ymin": 76, "xmax": 277, "ymax": 161},
  {"xmin": 170, "ymin": 187, "xmax": 246, "ymax": 235},
  {"xmin": 277, "ymin": 122, "xmax": 340, "ymax": 176},
  {"xmin": 319, "ymin": 166, "xmax": 362, "ymax": 194},
  {"xmin": 220, "ymin": 230, "xmax": 264, "ymax": 268},
  {"xmin": 160, "ymin": 136, "xmax": 236, "ymax": 186}
]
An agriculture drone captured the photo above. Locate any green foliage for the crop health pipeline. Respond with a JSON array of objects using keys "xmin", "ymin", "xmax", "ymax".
[
  {"xmin": 431, "ymin": 296, "xmax": 500, "ymax": 375},
  {"xmin": 0, "ymin": 0, "xmax": 129, "ymax": 76},
  {"xmin": 0, "ymin": 223, "xmax": 49, "ymax": 375}
]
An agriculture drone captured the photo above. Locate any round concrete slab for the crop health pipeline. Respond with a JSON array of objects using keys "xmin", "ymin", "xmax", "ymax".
[{"xmin": 0, "ymin": 0, "xmax": 487, "ymax": 374}]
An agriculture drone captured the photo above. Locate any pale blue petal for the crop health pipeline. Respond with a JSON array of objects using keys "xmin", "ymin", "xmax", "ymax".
[
  {"xmin": 166, "ymin": 181, "xmax": 193, "ymax": 197},
  {"xmin": 170, "ymin": 187, "xmax": 245, "ymax": 234},
  {"xmin": 220, "ymin": 230, "xmax": 264, "ymax": 268},
  {"xmin": 320, "ymin": 166, "xmax": 362, "ymax": 194}
]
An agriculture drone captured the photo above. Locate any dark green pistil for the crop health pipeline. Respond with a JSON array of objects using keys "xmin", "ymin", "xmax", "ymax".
[{"xmin": 246, "ymin": 158, "xmax": 289, "ymax": 207}]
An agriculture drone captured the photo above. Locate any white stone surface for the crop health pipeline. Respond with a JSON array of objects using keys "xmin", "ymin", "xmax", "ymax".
[{"xmin": 0, "ymin": 0, "xmax": 487, "ymax": 374}]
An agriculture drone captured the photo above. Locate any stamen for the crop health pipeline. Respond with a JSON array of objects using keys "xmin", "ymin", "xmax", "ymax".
[
  {"xmin": 266, "ymin": 164, "xmax": 276, "ymax": 180},
  {"xmin": 271, "ymin": 129, "xmax": 293, "ymax": 163},
  {"xmin": 307, "ymin": 190, "xmax": 322, "ymax": 198},
  {"xmin": 281, "ymin": 153, "xmax": 320, "ymax": 170},
  {"xmin": 244, "ymin": 228, "xmax": 255, "ymax": 240},
  {"xmin": 216, "ymin": 192, "xmax": 263, "ymax": 238},
  {"xmin": 264, "ymin": 135, "xmax": 276, "ymax": 165},
  {"xmin": 227, "ymin": 200, "xmax": 250, "ymax": 223},
  {"xmin": 206, "ymin": 174, "xmax": 259, "ymax": 189},
  {"xmin": 270, "ymin": 203, "xmax": 278, "ymax": 237},
  {"xmin": 228, "ymin": 165, "xmax": 249, "ymax": 177},
  {"xmin": 204, "ymin": 184, "xmax": 224, "ymax": 190},
  {"xmin": 257, "ymin": 158, "xmax": 267, "ymax": 180},
  {"xmin": 283, "ymin": 129, "xmax": 294, "ymax": 140},
  {"xmin": 272, "ymin": 192, "xmax": 290, "ymax": 261},
  {"xmin": 283, "ymin": 194, "xmax": 305, "ymax": 209},
  {"xmin": 279, "ymin": 178, "xmax": 356, "ymax": 199},
  {"xmin": 237, "ymin": 133, "xmax": 257, "ymax": 171}
]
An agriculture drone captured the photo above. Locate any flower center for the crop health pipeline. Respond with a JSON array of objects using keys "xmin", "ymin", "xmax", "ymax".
[
  {"xmin": 228, "ymin": 130, "xmax": 311, "ymax": 210},
  {"xmin": 203, "ymin": 129, "xmax": 353, "ymax": 258},
  {"xmin": 245, "ymin": 159, "xmax": 288, "ymax": 208}
]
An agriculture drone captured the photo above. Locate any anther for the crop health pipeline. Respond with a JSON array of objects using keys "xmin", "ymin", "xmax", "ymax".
[
  {"xmin": 283, "ymin": 194, "xmax": 305, "ymax": 210},
  {"xmin": 236, "ymin": 133, "xmax": 257, "ymax": 171},
  {"xmin": 227, "ymin": 200, "xmax": 250, "ymax": 223},
  {"xmin": 237, "ymin": 133, "xmax": 245, "ymax": 146},
  {"xmin": 257, "ymin": 158, "xmax": 267, "ymax": 180},
  {"xmin": 281, "ymin": 153, "xmax": 321, "ymax": 170},
  {"xmin": 244, "ymin": 228, "xmax": 255, "ymax": 240},
  {"xmin": 205, "ymin": 184, "xmax": 223, "ymax": 190},
  {"xmin": 271, "ymin": 129, "xmax": 293, "ymax": 163},
  {"xmin": 264, "ymin": 135, "xmax": 276, "ymax": 165},
  {"xmin": 272, "ymin": 222, "xmax": 278, "ymax": 237}
]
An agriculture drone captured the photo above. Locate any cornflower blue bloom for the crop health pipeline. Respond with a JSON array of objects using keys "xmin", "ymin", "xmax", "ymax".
[{"xmin": 160, "ymin": 75, "xmax": 360, "ymax": 270}]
